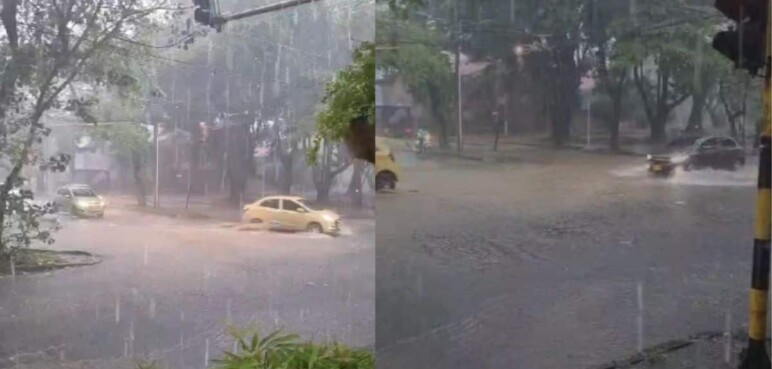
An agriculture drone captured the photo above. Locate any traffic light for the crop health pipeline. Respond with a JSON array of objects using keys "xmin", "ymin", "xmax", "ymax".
[
  {"xmin": 711, "ymin": 0, "xmax": 769, "ymax": 75},
  {"xmin": 193, "ymin": 0, "xmax": 221, "ymax": 29}
]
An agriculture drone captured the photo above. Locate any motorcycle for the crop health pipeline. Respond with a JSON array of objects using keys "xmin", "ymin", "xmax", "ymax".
[
  {"xmin": 647, "ymin": 155, "xmax": 676, "ymax": 177},
  {"xmin": 415, "ymin": 131, "xmax": 431, "ymax": 153}
]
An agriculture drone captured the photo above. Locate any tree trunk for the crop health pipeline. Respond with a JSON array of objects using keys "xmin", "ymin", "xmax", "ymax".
[
  {"xmin": 650, "ymin": 115, "xmax": 667, "ymax": 144},
  {"xmin": 685, "ymin": 92, "xmax": 706, "ymax": 134},
  {"xmin": 316, "ymin": 181, "xmax": 331, "ymax": 203},
  {"xmin": 279, "ymin": 159, "xmax": 293, "ymax": 195},
  {"xmin": 493, "ymin": 120, "xmax": 502, "ymax": 151},
  {"xmin": 549, "ymin": 45, "xmax": 578, "ymax": 147},
  {"xmin": 432, "ymin": 98, "xmax": 448, "ymax": 149},
  {"xmin": 132, "ymin": 150, "xmax": 147, "ymax": 207},
  {"xmin": 347, "ymin": 160, "xmax": 364, "ymax": 208},
  {"xmin": 728, "ymin": 116, "xmax": 738, "ymax": 138},
  {"xmin": 609, "ymin": 96, "xmax": 622, "ymax": 151}
]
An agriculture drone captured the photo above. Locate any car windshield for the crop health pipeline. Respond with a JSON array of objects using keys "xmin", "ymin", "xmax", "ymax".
[{"xmin": 71, "ymin": 188, "xmax": 96, "ymax": 197}]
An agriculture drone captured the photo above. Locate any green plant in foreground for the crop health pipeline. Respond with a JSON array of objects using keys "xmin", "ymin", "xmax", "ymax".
[
  {"xmin": 213, "ymin": 326, "xmax": 374, "ymax": 369},
  {"xmin": 135, "ymin": 327, "xmax": 375, "ymax": 369}
]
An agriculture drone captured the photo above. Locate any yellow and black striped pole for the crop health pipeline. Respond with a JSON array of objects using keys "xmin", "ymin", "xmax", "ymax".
[{"xmin": 741, "ymin": 2, "xmax": 771, "ymax": 367}]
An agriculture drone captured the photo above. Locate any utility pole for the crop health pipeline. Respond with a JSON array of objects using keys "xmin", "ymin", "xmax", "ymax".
[{"xmin": 455, "ymin": 0, "xmax": 463, "ymax": 152}]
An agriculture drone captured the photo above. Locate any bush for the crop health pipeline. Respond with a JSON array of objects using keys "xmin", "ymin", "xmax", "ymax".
[{"xmin": 137, "ymin": 327, "xmax": 374, "ymax": 369}]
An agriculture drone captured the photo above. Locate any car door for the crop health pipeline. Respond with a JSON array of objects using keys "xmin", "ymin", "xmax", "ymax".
[
  {"xmin": 281, "ymin": 199, "xmax": 311, "ymax": 230},
  {"xmin": 695, "ymin": 138, "xmax": 719, "ymax": 167},
  {"xmin": 254, "ymin": 198, "xmax": 281, "ymax": 228},
  {"xmin": 719, "ymin": 138, "xmax": 742, "ymax": 166}
]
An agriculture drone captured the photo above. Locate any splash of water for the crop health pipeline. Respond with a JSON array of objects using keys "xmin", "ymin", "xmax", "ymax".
[{"xmin": 143, "ymin": 244, "xmax": 149, "ymax": 266}]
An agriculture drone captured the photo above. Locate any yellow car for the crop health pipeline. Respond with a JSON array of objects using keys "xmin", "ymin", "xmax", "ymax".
[
  {"xmin": 375, "ymin": 139, "xmax": 402, "ymax": 191},
  {"xmin": 53, "ymin": 184, "xmax": 106, "ymax": 218},
  {"xmin": 241, "ymin": 196, "xmax": 341, "ymax": 235}
]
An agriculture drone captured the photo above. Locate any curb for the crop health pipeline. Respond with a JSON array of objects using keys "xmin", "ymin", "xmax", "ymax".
[
  {"xmin": 124, "ymin": 205, "xmax": 222, "ymax": 221},
  {"xmin": 418, "ymin": 145, "xmax": 644, "ymax": 163},
  {"xmin": 585, "ymin": 331, "xmax": 750, "ymax": 369},
  {"xmin": 2, "ymin": 249, "xmax": 102, "ymax": 275}
]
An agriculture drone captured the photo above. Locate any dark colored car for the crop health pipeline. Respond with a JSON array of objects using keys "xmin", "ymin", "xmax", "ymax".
[{"xmin": 683, "ymin": 136, "xmax": 745, "ymax": 171}]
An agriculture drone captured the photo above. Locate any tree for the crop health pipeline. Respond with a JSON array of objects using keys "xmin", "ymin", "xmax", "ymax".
[
  {"xmin": 92, "ymin": 123, "xmax": 151, "ymax": 207},
  {"xmin": 0, "ymin": 0, "xmax": 174, "ymax": 258},
  {"xmin": 311, "ymin": 140, "xmax": 351, "ymax": 203},
  {"xmin": 376, "ymin": 10, "xmax": 454, "ymax": 148},
  {"xmin": 313, "ymin": 42, "xmax": 376, "ymax": 163},
  {"xmin": 586, "ymin": 0, "xmax": 633, "ymax": 150},
  {"xmin": 347, "ymin": 159, "xmax": 366, "ymax": 208},
  {"xmin": 615, "ymin": 0, "xmax": 716, "ymax": 142}
]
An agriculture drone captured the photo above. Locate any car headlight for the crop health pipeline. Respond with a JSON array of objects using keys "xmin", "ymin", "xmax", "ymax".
[
  {"xmin": 75, "ymin": 200, "xmax": 89, "ymax": 208},
  {"xmin": 322, "ymin": 214, "xmax": 336, "ymax": 222},
  {"xmin": 646, "ymin": 154, "xmax": 652, "ymax": 160}
]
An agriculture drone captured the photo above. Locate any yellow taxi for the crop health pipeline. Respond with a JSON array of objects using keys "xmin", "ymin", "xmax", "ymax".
[
  {"xmin": 241, "ymin": 196, "xmax": 341, "ymax": 235},
  {"xmin": 375, "ymin": 138, "xmax": 402, "ymax": 191}
]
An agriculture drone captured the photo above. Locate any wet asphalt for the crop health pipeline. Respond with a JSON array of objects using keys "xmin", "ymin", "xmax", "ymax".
[
  {"xmin": 376, "ymin": 148, "xmax": 757, "ymax": 369},
  {"xmin": 0, "ymin": 208, "xmax": 374, "ymax": 369}
]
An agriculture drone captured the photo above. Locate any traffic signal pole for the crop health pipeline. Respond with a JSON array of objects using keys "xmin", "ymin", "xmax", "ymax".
[
  {"xmin": 742, "ymin": 1, "xmax": 771, "ymax": 367},
  {"xmin": 219, "ymin": 0, "xmax": 322, "ymax": 23}
]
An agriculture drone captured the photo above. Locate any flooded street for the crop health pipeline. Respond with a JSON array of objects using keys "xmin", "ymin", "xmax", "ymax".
[
  {"xmin": 0, "ymin": 208, "xmax": 374, "ymax": 368},
  {"xmin": 376, "ymin": 149, "xmax": 755, "ymax": 369}
]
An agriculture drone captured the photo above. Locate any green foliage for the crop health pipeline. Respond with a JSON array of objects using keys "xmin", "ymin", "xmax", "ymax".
[
  {"xmin": 309, "ymin": 42, "xmax": 375, "ymax": 163},
  {"xmin": 90, "ymin": 123, "xmax": 150, "ymax": 162},
  {"xmin": 376, "ymin": 9, "xmax": 453, "ymax": 145},
  {"xmin": 316, "ymin": 42, "xmax": 376, "ymax": 141},
  {"xmin": 214, "ymin": 326, "xmax": 374, "ymax": 369},
  {"xmin": 133, "ymin": 327, "xmax": 374, "ymax": 369}
]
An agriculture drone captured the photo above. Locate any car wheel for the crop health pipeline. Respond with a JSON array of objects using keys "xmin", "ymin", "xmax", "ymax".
[
  {"xmin": 376, "ymin": 172, "xmax": 397, "ymax": 191},
  {"xmin": 307, "ymin": 223, "xmax": 323, "ymax": 234}
]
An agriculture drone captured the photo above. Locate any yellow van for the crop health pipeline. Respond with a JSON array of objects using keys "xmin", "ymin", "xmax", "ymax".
[{"xmin": 375, "ymin": 138, "xmax": 402, "ymax": 191}]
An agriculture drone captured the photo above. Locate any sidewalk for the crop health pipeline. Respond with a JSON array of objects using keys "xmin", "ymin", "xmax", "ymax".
[
  {"xmin": 588, "ymin": 331, "xmax": 769, "ymax": 369},
  {"xmin": 382, "ymin": 134, "xmax": 652, "ymax": 164}
]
